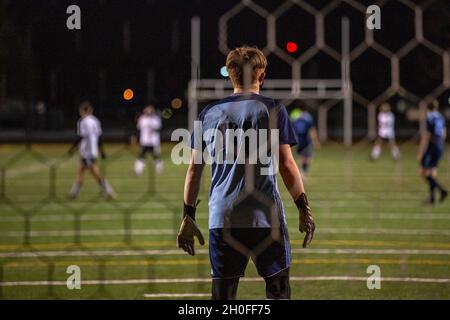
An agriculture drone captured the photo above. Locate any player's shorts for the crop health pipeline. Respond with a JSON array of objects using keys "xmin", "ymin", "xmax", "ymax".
[
  {"xmin": 297, "ymin": 144, "xmax": 313, "ymax": 158},
  {"xmin": 209, "ymin": 226, "xmax": 291, "ymax": 279},
  {"xmin": 377, "ymin": 134, "xmax": 395, "ymax": 142},
  {"xmin": 138, "ymin": 145, "xmax": 160, "ymax": 159},
  {"xmin": 81, "ymin": 157, "xmax": 96, "ymax": 167},
  {"xmin": 421, "ymin": 144, "xmax": 443, "ymax": 169}
]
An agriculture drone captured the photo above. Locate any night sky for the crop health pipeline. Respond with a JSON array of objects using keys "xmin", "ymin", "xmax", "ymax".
[{"xmin": 0, "ymin": 0, "xmax": 449, "ymax": 135}]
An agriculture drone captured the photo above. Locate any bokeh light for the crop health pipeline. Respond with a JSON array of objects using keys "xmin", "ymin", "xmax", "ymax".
[
  {"xmin": 220, "ymin": 66, "xmax": 229, "ymax": 77},
  {"xmin": 161, "ymin": 108, "xmax": 173, "ymax": 119},
  {"xmin": 171, "ymin": 98, "xmax": 183, "ymax": 109},
  {"xmin": 286, "ymin": 41, "xmax": 298, "ymax": 53},
  {"xmin": 123, "ymin": 88, "xmax": 134, "ymax": 101}
]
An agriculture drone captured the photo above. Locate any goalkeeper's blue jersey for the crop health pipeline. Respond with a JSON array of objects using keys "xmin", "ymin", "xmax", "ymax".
[{"xmin": 190, "ymin": 93, "xmax": 298, "ymax": 229}]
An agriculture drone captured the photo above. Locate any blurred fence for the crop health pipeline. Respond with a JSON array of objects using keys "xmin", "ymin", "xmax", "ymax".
[{"xmin": 0, "ymin": 144, "xmax": 203, "ymax": 299}]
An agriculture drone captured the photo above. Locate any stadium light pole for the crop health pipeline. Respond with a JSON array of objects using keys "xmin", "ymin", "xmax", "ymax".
[
  {"xmin": 188, "ymin": 16, "xmax": 201, "ymax": 132},
  {"xmin": 342, "ymin": 17, "xmax": 352, "ymax": 147}
]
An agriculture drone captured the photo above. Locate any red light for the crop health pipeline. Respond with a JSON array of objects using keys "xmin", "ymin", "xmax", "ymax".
[{"xmin": 286, "ymin": 41, "xmax": 298, "ymax": 53}]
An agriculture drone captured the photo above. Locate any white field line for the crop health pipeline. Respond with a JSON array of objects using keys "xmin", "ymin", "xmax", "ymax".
[
  {"xmin": 5, "ymin": 163, "xmax": 52, "ymax": 178},
  {"xmin": 2, "ymin": 212, "xmax": 450, "ymax": 222},
  {"xmin": 1, "ymin": 248, "xmax": 450, "ymax": 258},
  {"xmin": 1, "ymin": 227, "xmax": 450, "ymax": 238},
  {"xmin": 4, "ymin": 159, "xmax": 76, "ymax": 178},
  {"xmin": 143, "ymin": 293, "xmax": 210, "ymax": 298},
  {"xmin": 1, "ymin": 276, "xmax": 450, "ymax": 287}
]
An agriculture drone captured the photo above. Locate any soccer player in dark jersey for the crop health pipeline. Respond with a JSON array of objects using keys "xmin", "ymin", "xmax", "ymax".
[
  {"xmin": 176, "ymin": 46, "xmax": 315, "ymax": 300},
  {"xmin": 290, "ymin": 106, "xmax": 320, "ymax": 174},
  {"xmin": 418, "ymin": 100, "xmax": 448, "ymax": 205}
]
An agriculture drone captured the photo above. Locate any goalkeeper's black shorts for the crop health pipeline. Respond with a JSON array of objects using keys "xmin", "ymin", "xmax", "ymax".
[{"xmin": 209, "ymin": 226, "xmax": 291, "ymax": 279}]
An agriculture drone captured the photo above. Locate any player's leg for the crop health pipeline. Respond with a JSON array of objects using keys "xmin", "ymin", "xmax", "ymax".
[
  {"xmin": 297, "ymin": 145, "xmax": 312, "ymax": 175},
  {"xmin": 152, "ymin": 145, "xmax": 164, "ymax": 174},
  {"xmin": 252, "ymin": 227, "xmax": 291, "ymax": 300},
  {"xmin": 211, "ymin": 277, "xmax": 240, "ymax": 300},
  {"xmin": 264, "ymin": 268, "xmax": 291, "ymax": 300},
  {"xmin": 301, "ymin": 157, "xmax": 311, "ymax": 174},
  {"xmin": 69, "ymin": 161, "xmax": 86, "ymax": 198},
  {"xmin": 88, "ymin": 161, "xmax": 116, "ymax": 199},
  {"xmin": 421, "ymin": 149, "xmax": 436, "ymax": 204},
  {"xmin": 424, "ymin": 168, "xmax": 438, "ymax": 204},
  {"xmin": 209, "ymin": 229, "xmax": 249, "ymax": 300},
  {"xmin": 134, "ymin": 146, "xmax": 147, "ymax": 176},
  {"xmin": 370, "ymin": 138, "xmax": 382, "ymax": 160},
  {"xmin": 389, "ymin": 140, "xmax": 400, "ymax": 161},
  {"xmin": 422, "ymin": 147, "xmax": 447, "ymax": 204},
  {"xmin": 425, "ymin": 168, "xmax": 448, "ymax": 204}
]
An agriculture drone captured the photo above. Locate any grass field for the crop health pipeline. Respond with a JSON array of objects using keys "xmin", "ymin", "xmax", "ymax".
[{"xmin": 0, "ymin": 142, "xmax": 449, "ymax": 300}]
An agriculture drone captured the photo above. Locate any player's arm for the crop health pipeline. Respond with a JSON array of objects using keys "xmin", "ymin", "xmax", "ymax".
[
  {"xmin": 68, "ymin": 136, "xmax": 82, "ymax": 155},
  {"xmin": 310, "ymin": 127, "xmax": 321, "ymax": 149},
  {"xmin": 98, "ymin": 136, "xmax": 106, "ymax": 159},
  {"xmin": 155, "ymin": 116, "xmax": 162, "ymax": 131},
  {"xmin": 177, "ymin": 149, "xmax": 206, "ymax": 256},
  {"xmin": 184, "ymin": 149, "xmax": 205, "ymax": 206},
  {"xmin": 278, "ymin": 144, "xmax": 315, "ymax": 247},
  {"xmin": 417, "ymin": 131, "xmax": 430, "ymax": 161}
]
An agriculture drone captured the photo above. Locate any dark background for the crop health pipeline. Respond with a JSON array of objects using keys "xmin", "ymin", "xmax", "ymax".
[{"xmin": 0, "ymin": 0, "xmax": 449, "ymax": 141}]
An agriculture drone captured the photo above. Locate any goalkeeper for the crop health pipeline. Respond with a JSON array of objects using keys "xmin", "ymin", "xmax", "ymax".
[{"xmin": 177, "ymin": 46, "xmax": 315, "ymax": 300}]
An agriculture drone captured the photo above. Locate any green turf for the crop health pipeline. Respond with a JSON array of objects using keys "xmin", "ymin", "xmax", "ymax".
[{"xmin": 0, "ymin": 142, "xmax": 449, "ymax": 299}]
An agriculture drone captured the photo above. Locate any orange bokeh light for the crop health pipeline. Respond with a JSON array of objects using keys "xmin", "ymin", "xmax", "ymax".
[{"xmin": 123, "ymin": 88, "xmax": 134, "ymax": 101}]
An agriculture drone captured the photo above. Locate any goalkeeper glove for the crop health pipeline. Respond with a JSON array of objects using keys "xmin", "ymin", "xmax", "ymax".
[
  {"xmin": 295, "ymin": 193, "xmax": 315, "ymax": 248},
  {"xmin": 177, "ymin": 202, "xmax": 205, "ymax": 256}
]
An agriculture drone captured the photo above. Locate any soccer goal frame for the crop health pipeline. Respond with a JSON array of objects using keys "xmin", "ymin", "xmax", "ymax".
[{"xmin": 187, "ymin": 15, "xmax": 354, "ymax": 145}]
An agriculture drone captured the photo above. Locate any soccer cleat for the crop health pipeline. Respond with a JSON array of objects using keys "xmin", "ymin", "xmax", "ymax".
[
  {"xmin": 370, "ymin": 146, "xmax": 381, "ymax": 161},
  {"xmin": 101, "ymin": 179, "xmax": 117, "ymax": 200},
  {"xmin": 68, "ymin": 182, "xmax": 81, "ymax": 199},
  {"xmin": 103, "ymin": 189, "xmax": 118, "ymax": 200},
  {"xmin": 391, "ymin": 147, "xmax": 400, "ymax": 161},
  {"xmin": 134, "ymin": 159, "xmax": 146, "ymax": 176}
]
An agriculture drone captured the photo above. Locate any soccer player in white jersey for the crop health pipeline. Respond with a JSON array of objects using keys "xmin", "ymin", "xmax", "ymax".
[
  {"xmin": 133, "ymin": 105, "xmax": 163, "ymax": 175},
  {"xmin": 68, "ymin": 101, "xmax": 116, "ymax": 199},
  {"xmin": 370, "ymin": 103, "xmax": 400, "ymax": 161}
]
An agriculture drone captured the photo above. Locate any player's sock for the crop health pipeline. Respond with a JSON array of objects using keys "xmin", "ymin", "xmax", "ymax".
[
  {"xmin": 69, "ymin": 181, "xmax": 81, "ymax": 198},
  {"xmin": 211, "ymin": 277, "xmax": 240, "ymax": 300},
  {"xmin": 301, "ymin": 162, "xmax": 309, "ymax": 173},
  {"xmin": 432, "ymin": 179, "xmax": 448, "ymax": 202},
  {"xmin": 440, "ymin": 189, "xmax": 448, "ymax": 203},
  {"xmin": 101, "ymin": 179, "xmax": 116, "ymax": 199},
  {"xmin": 134, "ymin": 159, "xmax": 146, "ymax": 176},
  {"xmin": 371, "ymin": 145, "xmax": 381, "ymax": 160},
  {"xmin": 155, "ymin": 160, "xmax": 164, "ymax": 174},
  {"xmin": 391, "ymin": 146, "xmax": 400, "ymax": 161},
  {"xmin": 433, "ymin": 179, "xmax": 446, "ymax": 193},
  {"xmin": 264, "ymin": 268, "xmax": 291, "ymax": 300},
  {"xmin": 426, "ymin": 176, "xmax": 436, "ymax": 204}
]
